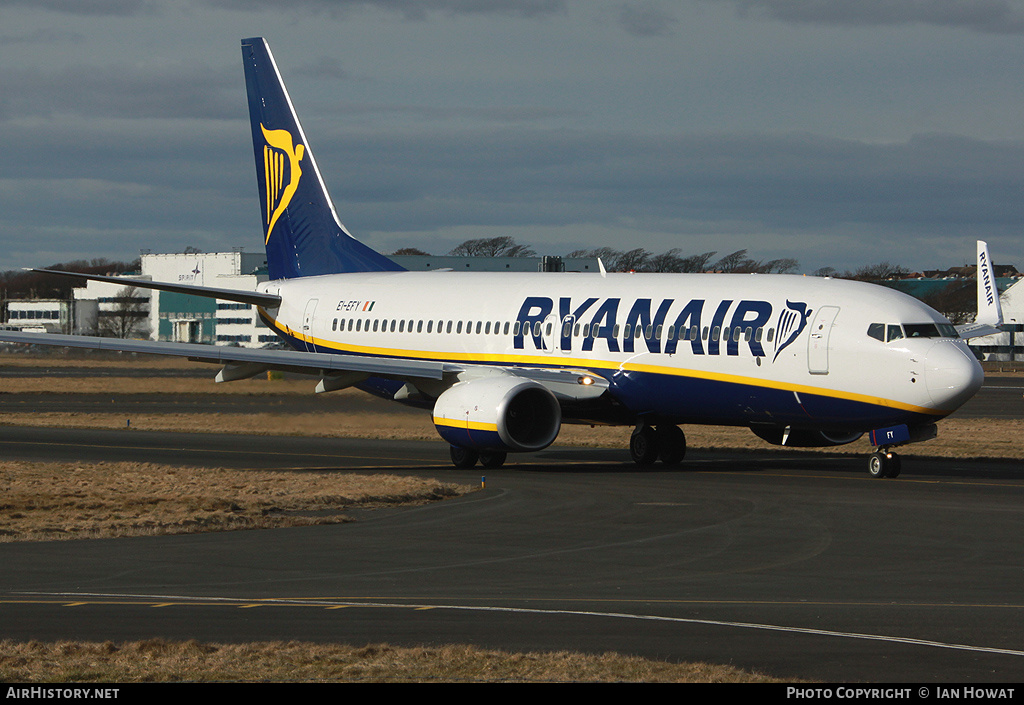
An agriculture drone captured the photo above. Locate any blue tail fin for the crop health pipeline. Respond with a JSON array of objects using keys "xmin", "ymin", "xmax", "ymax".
[{"xmin": 241, "ymin": 37, "xmax": 404, "ymax": 279}]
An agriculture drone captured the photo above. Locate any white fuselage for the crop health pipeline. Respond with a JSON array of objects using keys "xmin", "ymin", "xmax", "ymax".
[{"xmin": 256, "ymin": 270, "xmax": 983, "ymax": 433}]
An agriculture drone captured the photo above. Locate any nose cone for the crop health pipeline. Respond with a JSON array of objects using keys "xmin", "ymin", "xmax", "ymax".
[{"xmin": 924, "ymin": 342, "xmax": 984, "ymax": 411}]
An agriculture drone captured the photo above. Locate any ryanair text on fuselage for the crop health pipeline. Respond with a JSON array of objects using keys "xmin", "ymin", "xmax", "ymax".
[{"xmin": 510, "ymin": 295, "xmax": 809, "ymax": 358}]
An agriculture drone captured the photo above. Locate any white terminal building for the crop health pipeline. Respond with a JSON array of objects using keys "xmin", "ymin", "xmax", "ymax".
[
  {"xmin": 61, "ymin": 251, "xmax": 271, "ymax": 347},
  {"xmin": 142, "ymin": 250, "xmax": 272, "ymax": 346}
]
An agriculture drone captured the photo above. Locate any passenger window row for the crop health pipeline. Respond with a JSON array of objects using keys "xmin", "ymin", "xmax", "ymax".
[{"xmin": 328, "ymin": 317, "xmax": 778, "ymax": 346}]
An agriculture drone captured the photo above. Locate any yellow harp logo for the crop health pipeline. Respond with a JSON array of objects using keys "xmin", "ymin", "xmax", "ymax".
[{"xmin": 261, "ymin": 123, "xmax": 305, "ymax": 244}]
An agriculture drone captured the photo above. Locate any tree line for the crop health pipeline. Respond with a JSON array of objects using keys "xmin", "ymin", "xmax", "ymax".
[
  {"xmin": 0, "ymin": 258, "xmax": 140, "ymax": 300},
  {"xmin": 391, "ymin": 237, "xmax": 924, "ymax": 283}
]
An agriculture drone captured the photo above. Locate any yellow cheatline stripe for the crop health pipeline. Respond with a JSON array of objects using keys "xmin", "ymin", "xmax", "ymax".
[
  {"xmin": 432, "ymin": 416, "xmax": 499, "ymax": 432},
  {"xmin": 258, "ymin": 310, "xmax": 943, "ymax": 417}
]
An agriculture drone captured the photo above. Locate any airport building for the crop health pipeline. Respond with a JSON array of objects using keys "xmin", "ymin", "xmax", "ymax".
[
  {"xmin": 2, "ymin": 299, "xmax": 75, "ymax": 334},
  {"xmin": 140, "ymin": 251, "xmax": 270, "ymax": 346}
]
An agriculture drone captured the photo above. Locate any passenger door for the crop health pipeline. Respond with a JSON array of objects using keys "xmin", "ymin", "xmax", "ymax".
[{"xmin": 807, "ymin": 306, "xmax": 839, "ymax": 374}]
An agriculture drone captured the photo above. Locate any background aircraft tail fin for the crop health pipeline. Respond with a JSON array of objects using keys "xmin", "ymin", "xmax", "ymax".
[
  {"xmin": 956, "ymin": 240, "xmax": 1005, "ymax": 340},
  {"xmin": 241, "ymin": 37, "xmax": 403, "ymax": 279},
  {"xmin": 975, "ymin": 240, "xmax": 1003, "ymax": 328}
]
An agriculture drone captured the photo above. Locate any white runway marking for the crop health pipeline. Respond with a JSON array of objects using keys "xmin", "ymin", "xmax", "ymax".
[{"xmin": 21, "ymin": 591, "xmax": 1024, "ymax": 658}]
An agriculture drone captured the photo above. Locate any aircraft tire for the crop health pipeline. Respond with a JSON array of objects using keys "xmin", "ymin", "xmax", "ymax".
[
  {"xmin": 450, "ymin": 446, "xmax": 480, "ymax": 469},
  {"xmin": 630, "ymin": 427, "xmax": 660, "ymax": 467},
  {"xmin": 887, "ymin": 453, "xmax": 901, "ymax": 478},
  {"xmin": 657, "ymin": 425, "xmax": 686, "ymax": 466},
  {"xmin": 868, "ymin": 452, "xmax": 889, "ymax": 478},
  {"xmin": 479, "ymin": 451, "xmax": 507, "ymax": 469}
]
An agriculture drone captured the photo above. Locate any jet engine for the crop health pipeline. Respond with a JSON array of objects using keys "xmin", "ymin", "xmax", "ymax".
[
  {"xmin": 750, "ymin": 425, "xmax": 863, "ymax": 447},
  {"xmin": 433, "ymin": 376, "xmax": 561, "ymax": 452}
]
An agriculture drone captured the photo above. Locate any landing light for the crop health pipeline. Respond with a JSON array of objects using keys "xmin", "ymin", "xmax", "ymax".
[{"xmin": 578, "ymin": 376, "xmax": 594, "ymax": 386}]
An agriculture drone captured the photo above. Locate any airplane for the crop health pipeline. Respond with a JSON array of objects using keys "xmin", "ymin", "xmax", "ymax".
[{"xmin": 0, "ymin": 37, "xmax": 1002, "ymax": 479}]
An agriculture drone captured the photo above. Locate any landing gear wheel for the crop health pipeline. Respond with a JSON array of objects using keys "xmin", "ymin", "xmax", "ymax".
[
  {"xmin": 868, "ymin": 452, "xmax": 887, "ymax": 478},
  {"xmin": 450, "ymin": 446, "xmax": 480, "ymax": 469},
  {"xmin": 868, "ymin": 451, "xmax": 900, "ymax": 478},
  {"xmin": 630, "ymin": 427, "xmax": 660, "ymax": 467},
  {"xmin": 479, "ymin": 451, "xmax": 507, "ymax": 469},
  {"xmin": 657, "ymin": 425, "xmax": 687, "ymax": 466},
  {"xmin": 887, "ymin": 453, "xmax": 901, "ymax": 478}
]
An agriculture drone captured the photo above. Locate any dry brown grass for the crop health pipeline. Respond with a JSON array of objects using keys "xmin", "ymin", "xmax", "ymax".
[
  {"xmin": 0, "ymin": 376, "xmax": 310, "ymax": 395},
  {"xmin": 0, "ymin": 460, "xmax": 472, "ymax": 542},
  {"xmin": 0, "ymin": 639, "xmax": 785, "ymax": 682},
  {"xmin": 1, "ymin": 410, "xmax": 1020, "ymax": 460},
  {"xmin": 0, "ymin": 352, "xmax": 195, "ymax": 369}
]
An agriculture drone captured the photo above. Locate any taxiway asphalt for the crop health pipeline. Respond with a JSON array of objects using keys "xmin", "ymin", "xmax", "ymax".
[{"xmin": 0, "ymin": 425, "xmax": 1022, "ymax": 682}]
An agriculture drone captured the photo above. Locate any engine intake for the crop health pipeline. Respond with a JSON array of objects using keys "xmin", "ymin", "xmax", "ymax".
[{"xmin": 433, "ymin": 376, "xmax": 561, "ymax": 452}]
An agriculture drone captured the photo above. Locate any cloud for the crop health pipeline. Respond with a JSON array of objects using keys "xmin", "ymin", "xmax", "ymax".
[
  {"xmin": 0, "ymin": 63, "xmax": 239, "ymax": 121},
  {"xmin": 618, "ymin": 2, "xmax": 679, "ymax": 37},
  {"xmin": 0, "ymin": 0, "xmax": 152, "ymax": 15},
  {"xmin": 725, "ymin": 0, "xmax": 1024, "ymax": 34},
  {"xmin": 295, "ymin": 57, "xmax": 351, "ymax": 81},
  {"xmin": 0, "ymin": 28, "xmax": 84, "ymax": 45},
  {"xmin": 202, "ymin": 0, "xmax": 565, "ymax": 20}
]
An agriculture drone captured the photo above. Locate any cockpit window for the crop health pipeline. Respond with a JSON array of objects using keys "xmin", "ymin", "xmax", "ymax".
[
  {"xmin": 870, "ymin": 322, "xmax": 960, "ymax": 342},
  {"xmin": 903, "ymin": 323, "xmax": 959, "ymax": 339}
]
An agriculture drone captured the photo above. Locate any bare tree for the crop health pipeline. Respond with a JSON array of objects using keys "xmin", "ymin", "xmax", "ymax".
[
  {"xmin": 648, "ymin": 248, "xmax": 686, "ymax": 273},
  {"xmin": 613, "ymin": 248, "xmax": 651, "ymax": 272},
  {"xmin": 711, "ymin": 249, "xmax": 749, "ymax": 273},
  {"xmin": 448, "ymin": 237, "xmax": 536, "ymax": 257},
  {"xmin": 921, "ymin": 283, "xmax": 976, "ymax": 324},
  {"xmin": 843, "ymin": 262, "xmax": 909, "ymax": 281},
  {"xmin": 678, "ymin": 251, "xmax": 718, "ymax": 273},
  {"xmin": 96, "ymin": 285, "xmax": 149, "ymax": 339}
]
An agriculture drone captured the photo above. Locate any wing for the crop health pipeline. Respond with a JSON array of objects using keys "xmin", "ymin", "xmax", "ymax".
[
  {"xmin": 0, "ymin": 329, "xmax": 448, "ymax": 383},
  {"xmin": 0, "ymin": 329, "xmax": 610, "ymax": 403}
]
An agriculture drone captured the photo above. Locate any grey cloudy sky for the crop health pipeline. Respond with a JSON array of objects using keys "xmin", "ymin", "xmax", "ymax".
[{"xmin": 1, "ymin": 0, "xmax": 1022, "ymax": 274}]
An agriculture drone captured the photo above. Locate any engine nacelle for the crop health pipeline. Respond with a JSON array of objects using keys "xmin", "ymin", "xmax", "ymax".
[
  {"xmin": 433, "ymin": 376, "xmax": 561, "ymax": 452},
  {"xmin": 750, "ymin": 425, "xmax": 864, "ymax": 448}
]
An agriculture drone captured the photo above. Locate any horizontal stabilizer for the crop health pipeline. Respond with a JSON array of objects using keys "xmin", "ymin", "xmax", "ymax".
[{"xmin": 955, "ymin": 322, "xmax": 1003, "ymax": 340}]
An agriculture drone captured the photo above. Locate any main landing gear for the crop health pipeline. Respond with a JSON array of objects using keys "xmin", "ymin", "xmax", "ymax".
[
  {"xmin": 867, "ymin": 449, "xmax": 901, "ymax": 478},
  {"xmin": 630, "ymin": 424, "xmax": 686, "ymax": 467},
  {"xmin": 449, "ymin": 446, "xmax": 507, "ymax": 469}
]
